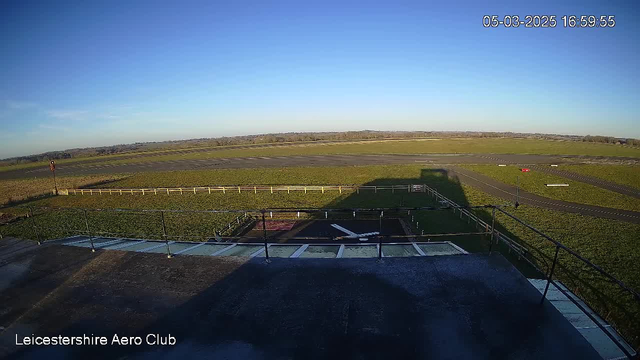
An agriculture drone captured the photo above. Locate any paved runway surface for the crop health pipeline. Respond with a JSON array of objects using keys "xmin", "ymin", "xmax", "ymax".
[
  {"xmin": 445, "ymin": 166, "xmax": 640, "ymax": 224},
  {"xmin": 3, "ymin": 153, "xmax": 637, "ymax": 223},
  {"xmin": 0, "ymin": 241, "xmax": 601, "ymax": 360},
  {"xmin": 0, "ymin": 153, "xmax": 585, "ymax": 180}
]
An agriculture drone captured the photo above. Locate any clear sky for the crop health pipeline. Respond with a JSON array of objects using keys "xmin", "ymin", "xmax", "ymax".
[{"xmin": 1, "ymin": 0, "xmax": 639, "ymax": 158}]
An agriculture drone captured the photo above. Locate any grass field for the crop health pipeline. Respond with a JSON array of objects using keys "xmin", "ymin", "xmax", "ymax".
[
  {"xmin": 0, "ymin": 175, "xmax": 126, "ymax": 206},
  {"xmin": 2, "ymin": 137, "xmax": 639, "ymax": 173},
  {"xmin": 1, "ymin": 163, "xmax": 638, "ymax": 347},
  {"xmin": 563, "ymin": 164, "xmax": 640, "ymax": 190},
  {"xmin": 459, "ymin": 165, "xmax": 640, "ymax": 212},
  {"xmin": 449, "ymin": 183, "xmax": 640, "ymax": 348}
]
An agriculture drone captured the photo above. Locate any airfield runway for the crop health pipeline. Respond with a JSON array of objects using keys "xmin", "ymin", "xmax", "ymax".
[
  {"xmin": 446, "ymin": 167, "xmax": 640, "ymax": 224},
  {"xmin": 3, "ymin": 153, "xmax": 638, "ymax": 223},
  {"xmin": 0, "ymin": 153, "xmax": 624, "ymax": 180}
]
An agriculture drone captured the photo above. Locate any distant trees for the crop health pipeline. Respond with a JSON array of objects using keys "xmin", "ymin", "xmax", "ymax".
[
  {"xmin": 581, "ymin": 135, "xmax": 640, "ymax": 147},
  {"xmin": 3, "ymin": 131, "xmax": 638, "ymax": 166},
  {"xmin": 582, "ymin": 135, "xmax": 619, "ymax": 144}
]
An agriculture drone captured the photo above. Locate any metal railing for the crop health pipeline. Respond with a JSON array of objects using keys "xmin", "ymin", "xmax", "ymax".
[{"xmin": 7, "ymin": 198, "xmax": 639, "ymax": 357}]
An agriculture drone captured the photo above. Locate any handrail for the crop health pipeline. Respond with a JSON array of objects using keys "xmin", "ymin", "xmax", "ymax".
[{"xmin": 495, "ymin": 207, "xmax": 640, "ymax": 302}]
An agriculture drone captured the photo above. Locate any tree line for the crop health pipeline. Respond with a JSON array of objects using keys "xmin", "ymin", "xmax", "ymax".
[{"xmin": 2, "ymin": 131, "xmax": 638, "ymax": 165}]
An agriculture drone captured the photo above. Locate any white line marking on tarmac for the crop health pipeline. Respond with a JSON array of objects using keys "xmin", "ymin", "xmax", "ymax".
[
  {"xmin": 211, "ymin": 243, "xmax": 236, "ymax": 256},
  {"xmin": 446, "ymin": 241, "xmax": 469, "ymax": 254},
  {"xmin": 250, "ymin": 245, "xmax": 270, "ymax": 257},
  {"xmin": 109, "ymin": 240, "xmax": 147, "ymax": 250},
  {"xmin": 290, "ymin": 244, "xmax": 308, "ymax": 258},
  {"xmin": 137, "ymin": 241, "xmax": 174, "ymax": 252},
  {"xmin": 174, "ymin": 242, "xmax": 206, "ymax": 255},
  {"xmin": 412, "ymin": 242, "xmax": 426, "ymax": 256}
]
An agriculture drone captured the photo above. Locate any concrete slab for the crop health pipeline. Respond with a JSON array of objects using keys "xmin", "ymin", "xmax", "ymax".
[
  {"xmin": 180, "ymin": 243, "xmax": 230, "ymax": 256},
  {"xmin": 256, "ymin": 245, "xmax": 300, "ymax": 258},
  {"xmin": 341, "ymin": 244, "xmax": 378, "ymax": 258},
  {"xmin": 382, "ymin": 244, "xmax": 420, "ymax": 257},
  {"xmin": 299, "ymin": 245, "xmax": 339, "ymax": 258},
  {"xmin": 217, "ymin": 245, "xmax": 263, "ymax": 257},
  {"xmin": 418, "ymin": 242, "xmax": 463, "ymax": 256}
]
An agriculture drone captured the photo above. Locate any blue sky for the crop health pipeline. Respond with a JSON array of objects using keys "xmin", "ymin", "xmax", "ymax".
[{"xmin": 1, "ymin": 0, "xmax": 639, "ymax": 158}]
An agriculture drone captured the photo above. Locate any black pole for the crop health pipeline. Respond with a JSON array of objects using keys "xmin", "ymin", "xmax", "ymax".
[
  {"xmin": 378, "ymin": 236, "xmax": 382, "ymax": 260},
  {"xmin": 29, "ymin": 206, "xmax": 41, "ymax": 245},
  {"xmin": 262, "ymin": 211, "xmax": 269, "ymax": 261},
  {"xmin": 83, "ymin": 209, "xmax": 94, "ymax": 252},
  {"xmin": 540, "ymin": 246, "xmax": 560, "ymax": 304},
  {"xmin": 488, "ymin": 207, "xmax": 496, "ymax": 253},
  {"xmin": 52, "ymin": 170, "xmax": 58, "ymax": 195},
  {"xmin": 161, "ymin": 211, "xmax": 172, "ymax": 258}
]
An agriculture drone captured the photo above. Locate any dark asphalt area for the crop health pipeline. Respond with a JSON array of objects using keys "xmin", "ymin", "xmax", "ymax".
[
  {"xmin": 241, "ymin": 219, "xmax": 407, "ymax": 244},
  {"xmin": 0, "ymin": 240, "xmax": 601, "ymax": 360},
  {"xmin": 447, "ymin": 166, "xmax": 640, "ymax": 224}
]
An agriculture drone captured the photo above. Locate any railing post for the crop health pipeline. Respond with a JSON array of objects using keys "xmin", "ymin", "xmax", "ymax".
[
  {"xmin": 29, "ymin": 206, "xmax": 41, "ymax": 245},
  {"xmin": 262, "ymin": 211, "xmax": 269, "ymax": 261},
  {"xmin": 83, "ymin": 209, "xmax": 94, "ymax": 252},
  {"xmin": 161, "ymin": 211, "xmax": 172, "ymax": 258},
  {"xmin": 541, "ymin": 245, "xmax": 560, "ymax": 304},
  {"xmin": 378, "ymin": 235, "xmax": 383, "ymax": 260},
  {"xmin": 488, "ymin": 207, "xmax": 496, "ymax": 253}
]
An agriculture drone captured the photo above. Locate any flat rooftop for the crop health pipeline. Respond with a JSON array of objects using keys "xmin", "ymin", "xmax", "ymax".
[{"xmin": 0, "ymin": 239, "xmax": 601, "ymax": 360}]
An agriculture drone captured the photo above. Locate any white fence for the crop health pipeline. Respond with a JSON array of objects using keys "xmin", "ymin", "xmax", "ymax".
[{"xmin": 60, "ymin": 184, "xmax": 427, "ymax": 196}]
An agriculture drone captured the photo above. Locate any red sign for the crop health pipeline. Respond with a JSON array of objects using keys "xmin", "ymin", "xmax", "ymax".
[
  {"xmin": 521, "ymin": 168, "xmax": 530, "ymax": 172},
  {"xmin": 49, "ymin": 160, "xmax": 56, "ymax": 172}
]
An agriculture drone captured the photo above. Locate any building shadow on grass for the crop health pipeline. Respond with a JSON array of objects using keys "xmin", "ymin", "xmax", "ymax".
[{"xmin": 2, "ymin": 167, "xmax": 637, "ymax": 358}]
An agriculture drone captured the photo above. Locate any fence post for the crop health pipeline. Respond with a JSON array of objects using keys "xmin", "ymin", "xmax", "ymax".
[
  {"xmin": 262, "ymin": 211, "xmax": 269, "ymax": 261},
  {"xmin": 378, "ymin": 235, "xmax": 383, "ymax": 260},
  {"xmin": 83, "ymin": 209, "xmax": 95, "ymax": 252},
  {"xmin": 541, "ymin": 245, "xmax": 560, "ymax": 304},
  {"xmin": 488, "ymin": 207, "xmax": 497, "ymax": 253},
  {"xmin": 29, "ymin": 207, "xmax": 41, "ymax": 245},
  {"xmin": 161, "ymin": 211, "xmax": 172, "ymax": 258}
]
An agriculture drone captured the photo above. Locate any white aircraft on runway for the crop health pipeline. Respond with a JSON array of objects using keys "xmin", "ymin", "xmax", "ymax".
[{"xmin": 330, "ymin": 224, "xmax": 379, "ymax": 242}]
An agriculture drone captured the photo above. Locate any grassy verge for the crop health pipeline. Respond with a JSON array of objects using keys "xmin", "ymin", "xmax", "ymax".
[
  {"xmin": 3, "ymin": 137, "xmax": 639, "ymax": 173},
  {"xmin": 562, "ymin": 164, "xmax": 640, "ymax": 190},
  {"xmin": 1, "ymin": 163, "xmax": 638, "ymax": 347},
  {"xmin": 447, "ymin": 183, "xmax": 640, "ymax": 348},
  {"xmin": 0, "ymin": 175, "xmax": 126, "ymax": 206},
  {"xmin": 459, "ymin": 165, "xmax": 640, "ymax": 212}
]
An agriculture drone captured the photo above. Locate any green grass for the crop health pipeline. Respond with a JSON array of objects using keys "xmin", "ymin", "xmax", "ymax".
[
  {"xmin": 0, "ymin": 175, "xmax": 126, "ymax": 205},
  {"xmin": 1, "ymin": 163, "xmax": 638, "ymax": 347},
  {"xmin": 562, "ymin": 164, "xmax": 640, "ymax": 190},
  {"xmin": 449, "ymin": 183, "xmax": 640, "ymax": 348},
  {"xmin": 91, "ymin": 165, "xmax": 433, "ymax": 188},
  {"xmin": 3, "ymin": 137, "xmax": 639, "ymax": 173},
  {"xmin": 460, "ymin": 165, "xmax": 640, "ymax": 212}
]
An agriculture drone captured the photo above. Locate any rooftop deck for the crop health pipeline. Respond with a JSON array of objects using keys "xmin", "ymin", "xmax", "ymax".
[{"xmin": 0, "ymin": 238, "xmax": 605, "ymax": 359}]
